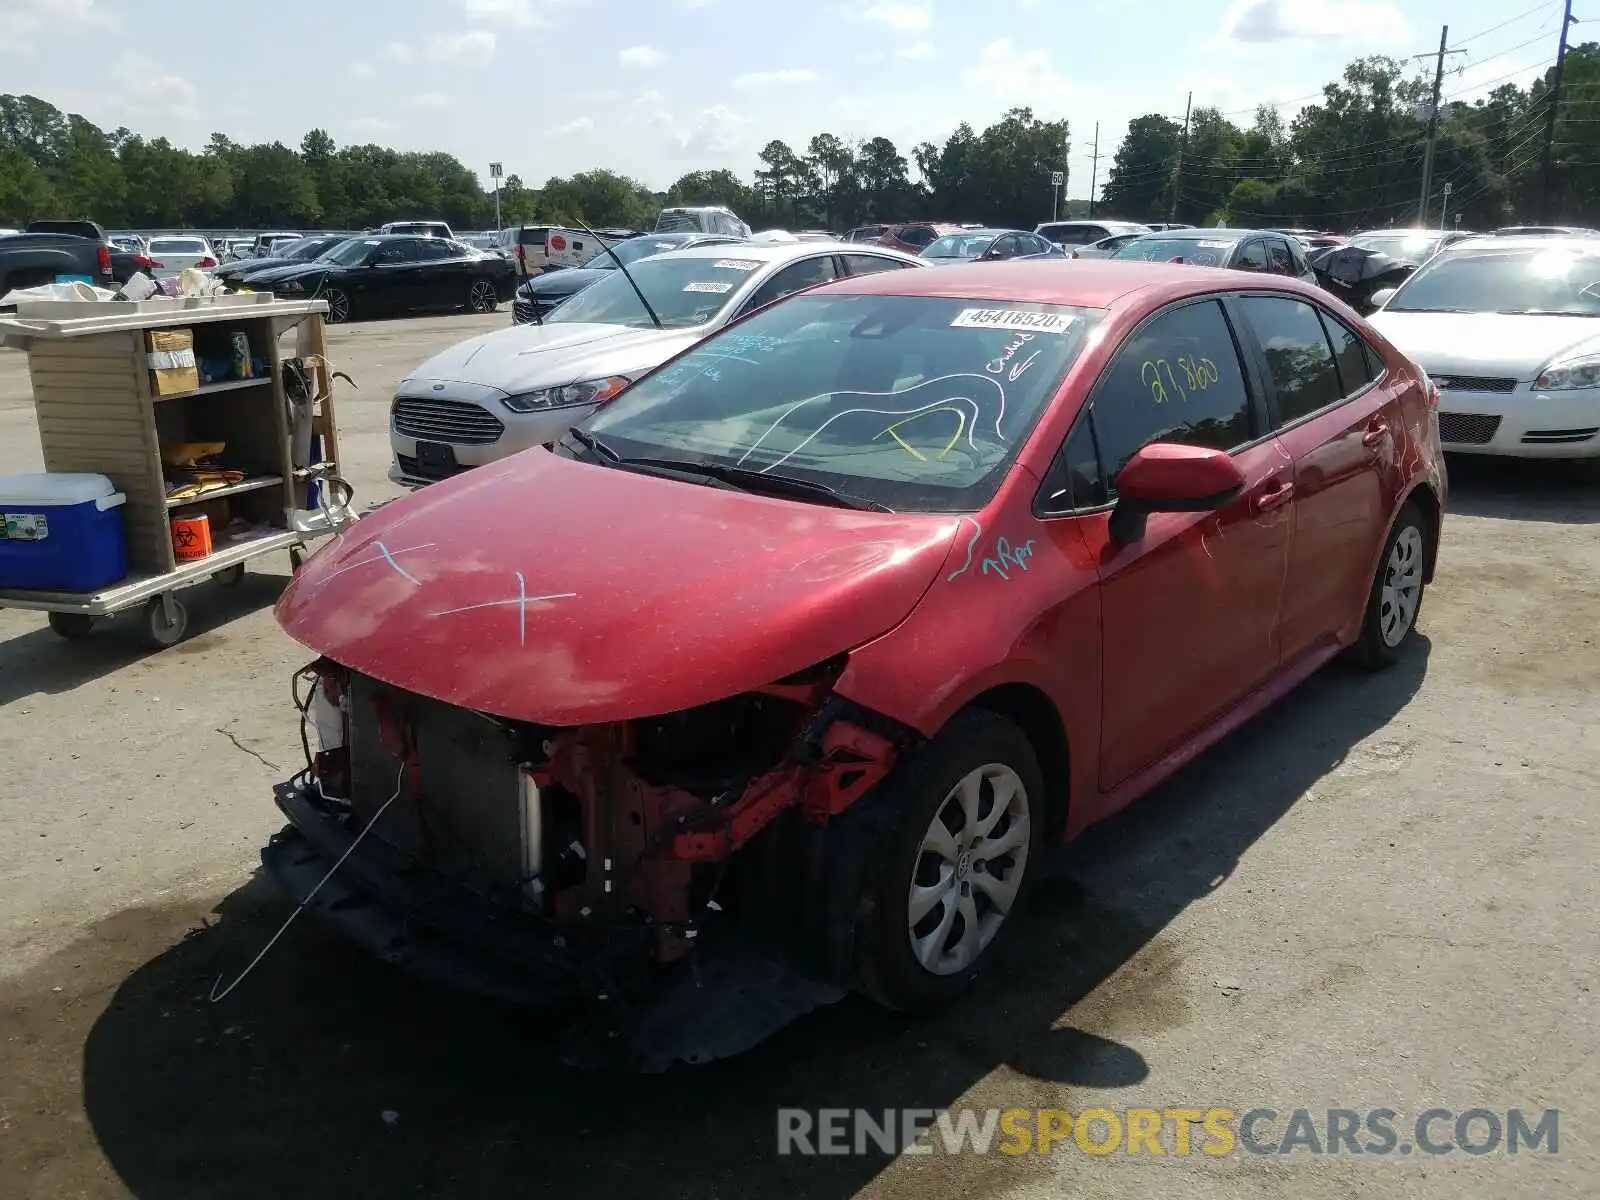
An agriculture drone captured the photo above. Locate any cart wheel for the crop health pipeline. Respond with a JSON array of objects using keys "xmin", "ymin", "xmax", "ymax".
[
  {"xmin": 47, "ymin": 612, "xmax": 95, "ymax": 641},
  {"xmin": 214, "ymin": 563, "xmax": 247, "ymax": 588},
  {"xmin": 289, "ymin": 546, "xmax": 307, "ymax": 572},
  {"xmin": 144, "ymin": 595, "xmax": 189, "ymax": 649}
]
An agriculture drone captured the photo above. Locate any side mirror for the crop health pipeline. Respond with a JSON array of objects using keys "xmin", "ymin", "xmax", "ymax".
[
  {"xmin": 1107, "ymin": 443, "xmax": 1247, "ymax": 544},
  {"xmin": 1368, "ymin": 287, "xmax": 1398, "ymax": 309}
]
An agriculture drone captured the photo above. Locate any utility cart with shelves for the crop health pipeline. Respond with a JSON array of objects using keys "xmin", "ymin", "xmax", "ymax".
[{"xmin": 0, "ymin": 294, "xmax": 355, "ymax": 648}]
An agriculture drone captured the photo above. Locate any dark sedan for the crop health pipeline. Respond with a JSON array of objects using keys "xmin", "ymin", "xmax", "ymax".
[
  {"xmin": 511, "ymin": 231, "xmax": 746, "ymax": 325},
  {"xmin": 918, "ymin": 227, "xmax": 1063, "ymax": 265},
  {"xmin": 264, "ymin": 234, "xmax": 516, "ymax": 323},
  {"xmin": 215, "ymin": 235, "xmax": 352, "ymax": 287},
  {"xmin": 1110, "ymin": 227, "xmax": 1317, "ymax": 282}
]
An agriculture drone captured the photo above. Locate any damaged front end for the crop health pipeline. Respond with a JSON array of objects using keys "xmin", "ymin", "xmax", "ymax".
[{"xmin": 263, "ymin": 654, "xmax": 912, "ymax": 1067}]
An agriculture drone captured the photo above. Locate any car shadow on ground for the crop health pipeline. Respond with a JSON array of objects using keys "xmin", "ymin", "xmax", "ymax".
[
  {"xmin": 0, "ymin": 569, "xmax": 288, "ymax": 705},
  {"xmin": 27, "ymin": 643, "xmax": 1428, "ymax": 1200},
  {"xmin": 1443, "ymin": 453, "xmax": 1600, "ymax": 524}
]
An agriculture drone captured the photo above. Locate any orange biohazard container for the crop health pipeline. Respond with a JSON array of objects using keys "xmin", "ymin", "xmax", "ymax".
[{"xmin": 171, "ymin": 512, "xmax": 213, "ymax": 562}]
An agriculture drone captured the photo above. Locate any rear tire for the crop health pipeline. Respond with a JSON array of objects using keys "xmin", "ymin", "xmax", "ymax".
[
  {"xmin": 1351, "ymin": 501, "xmax": 1428, "ymax": 669},
  {"xmin": 846, "ymin": 709, "xmax": 1043, "ymax": 1012}
]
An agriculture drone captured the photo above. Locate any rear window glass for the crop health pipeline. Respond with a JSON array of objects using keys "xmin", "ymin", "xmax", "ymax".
[{"xmin": 1113, "ymin": 236, "xmax": 1240, "ymax": 267}]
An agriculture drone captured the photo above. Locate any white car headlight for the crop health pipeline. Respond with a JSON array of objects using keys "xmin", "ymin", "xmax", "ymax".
[
  {"xmin": 1535, "ymin": 352, "xmax": 1600, "ymax": 391},
  {"xmin": 500, "ymin": 376, "xmax": 631, "ymax": 413}
]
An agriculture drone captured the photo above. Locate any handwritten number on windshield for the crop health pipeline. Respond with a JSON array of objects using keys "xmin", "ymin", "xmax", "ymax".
[{"xmin": 1140, "ymin": 356, "xmax": 1219, "ymax": 404}]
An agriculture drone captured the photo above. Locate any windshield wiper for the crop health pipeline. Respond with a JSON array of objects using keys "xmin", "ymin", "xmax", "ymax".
[
  {"xmin": 688, "ymin": 462, "xmax": 893, "ymax": 511},
  {"xmin": 562, "ymin": 427, "xmax": 620, "ymax": 462}
]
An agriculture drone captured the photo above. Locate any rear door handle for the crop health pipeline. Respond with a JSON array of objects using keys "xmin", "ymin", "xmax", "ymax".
[
  {"xmin": 1362, "ymin": 420, "xmax": 1390, "ymax": 447},
  {"xmin": 1255, "ymin": 480, "xmax": 1295, "ymax": 511}
]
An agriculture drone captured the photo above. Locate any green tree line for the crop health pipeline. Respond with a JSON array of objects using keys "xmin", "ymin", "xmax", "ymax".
[{"xmin": 1, "ymin": 46, "xmax": 1595, "ymax": 235}]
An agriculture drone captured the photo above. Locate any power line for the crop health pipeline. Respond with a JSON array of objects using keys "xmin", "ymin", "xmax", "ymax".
[{"xmin": 1452, "ymin": 0, "xmax": 1564, "ymax": 47}]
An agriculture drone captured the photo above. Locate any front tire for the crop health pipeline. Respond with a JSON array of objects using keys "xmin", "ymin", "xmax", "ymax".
[
  {"xmin": 1351, "ymin": 500, "xmax": 1428, "ymax": 669},
  {"xmin": 321, "ymin": 286, "xmax": 352, "ymax": 324},
  {"xmin": 467, "ymin": 280, "xmax": 499, "ymax": 313},
  {"xmin": 850, "ymin": 709, "xmax": 1043, "ymax": 1012}
]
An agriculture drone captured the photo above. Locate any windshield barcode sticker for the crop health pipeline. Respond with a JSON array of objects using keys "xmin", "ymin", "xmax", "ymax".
[
  {"xmin": 684, "ymin": 280, "xmax": 734, "ymax": 293},
  {"xmin": 712, "ymin": 259, "xmax": 761, "ymax": 270},
  {"xmin": 1196, "ymin": 240, "xmax": 1232, "ymax": 248},
  {"xmin": 950, "ymin": 308, "xmax": 1075, "ymax": 334}
]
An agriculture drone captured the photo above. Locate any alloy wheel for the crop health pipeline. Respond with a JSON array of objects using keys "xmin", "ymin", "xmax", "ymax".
[
  {"xmin": 907, "ymin": 763, "xmax": 1031, "ymax": 976},
  {"xmin": 469, "ymin": 281, "xmax": 497, "ymax": 312},
  {"xmin": 1380, "ymin": 525, "xmax": 1424, "ymax": 646},
  {"xmin": 323, "ymin": 288, "xmax": 350, "ymax": 324}
]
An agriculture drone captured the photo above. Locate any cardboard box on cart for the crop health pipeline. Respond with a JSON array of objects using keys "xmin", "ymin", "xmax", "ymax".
[{"xmin": 145, "ymin": 327, "xmax": 199, "ymax": 396}]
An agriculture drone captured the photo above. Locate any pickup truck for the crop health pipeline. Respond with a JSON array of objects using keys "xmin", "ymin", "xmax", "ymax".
[{"xmin": 0, "ymin": 219, "xmax": 116, "ymax": 299}]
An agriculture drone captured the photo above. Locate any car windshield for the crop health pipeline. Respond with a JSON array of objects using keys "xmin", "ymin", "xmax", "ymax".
[
  {"xmin": 546, "ymin": 254, "xmax": 766, "ymax": 328},
  {"xmin": 582, "ymin": 293, "xmax": 1102, "ymax": 512},
  {"xmin": 923, "ymin": 233, "xmax": 996, "ymax": 259},
  {"xmin": 1112, "ymin": 235, "xmax": 1236, "ymax": 266},
  {"xmin": 581, "ymin": 236, "xmax": 690, "ymax": 268},
  {"xmin": 149, "ymin": 238, "xmax": 207, "ymax": 254},
  {"xmin": 1348, "ymin": 232, "xmax": 1446, "ymax": 261},
  {"xmin": 322, "ymin": 238, "xmax": 383, "ymax": 267},
  {"xmin": 1386, "ymin": 247, "xmax": 1600, "ymax": 316}
]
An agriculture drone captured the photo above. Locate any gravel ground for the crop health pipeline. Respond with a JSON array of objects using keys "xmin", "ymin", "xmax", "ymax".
[{"xmin": 0, "ymin": 312, "xmax": 1595, "ymax": 1200}]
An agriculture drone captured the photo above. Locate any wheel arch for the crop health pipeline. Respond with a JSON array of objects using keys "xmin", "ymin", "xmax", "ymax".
[
  {"xmin": 959, "ymin": 682, "xmax": 1071, "ymax": 844},
  {"xmin": 1402, "ymin": 480, "xmax": 1442, "ymax": 582}
]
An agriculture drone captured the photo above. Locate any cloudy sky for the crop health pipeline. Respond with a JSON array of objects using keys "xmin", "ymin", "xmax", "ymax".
[{"xmin": 0, "ymin": 0, "xmax": 1573, "ymax": 198}]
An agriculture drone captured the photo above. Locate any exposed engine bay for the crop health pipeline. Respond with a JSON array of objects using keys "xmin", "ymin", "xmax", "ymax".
[{"xmin": 264, "ymin": 655, "xmax": 913, "ymax": 1068}]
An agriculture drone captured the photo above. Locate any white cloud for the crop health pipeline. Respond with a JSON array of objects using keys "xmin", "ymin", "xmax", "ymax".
[
  {"xmin": 351, "ymin": 60, "xmax": 376, "ymax": 79},
  {"xmin": 618, "ymin": 45, "xmax": 666, "ymax": 67},
  {"xmin": 626, "ymin": 92, "xmax": 753, "ymax": 159},
  {"xmin": 551, "ymin": 116, "xmax": 595, "ymax": 135},
  {"xmin": 406, "ymin": 92, "xmax": 456, "ymax": 110},
  {"xmin": 963, "ymin": 38, "xmax": 1081, "ymax": 111},
  {"xmin": 457, "ymin": 0, "xmax": 545, "ymax": 27},
  {"xmin": 0, "ymin": 0, "xmax": 119, "ymax": 55},
  {"xmin": 382, "ymin": 30, "xmax": 498, "ymax": 67},
  {"xmin": 847, "ymin": 3, "xmax": 931, "ymax": 32},
  {"xmin": 108, "ymin": 52, "xmax": 199, "ymax": 122},
  {"xmin": 732, "ymin": 68, "xmax": 820, "ymax": 89},
  {"xmin": 350, "ymin": 117, "xmax": 393, "ymax": 136},
  {"xmin": 431, "ymin": 30, "xmax": 498, "ymax": 63},
  {"xmin": 1220, "ymin": 0, "xmax": 1408, "ymax": 44},
  {"xmin": 898, "ymin": 40, "xmax": 937, "ymax": 60}
]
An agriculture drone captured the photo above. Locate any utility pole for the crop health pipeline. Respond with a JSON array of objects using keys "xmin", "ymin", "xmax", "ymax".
[
  {"xmin": 1088, "ymin": 121, "xmax": 1100, "ymax": 218},
  {"xmin": 1169, "ymin": 92, "xmax": 1191, "ymax": 224},
  {"xmin": 1540, "ymin": 0, "xmax": 1577, "ymax": 222},
  {"xmin": 1415, "ymin": 27, "xmax": 1465, "ymax": 226}
]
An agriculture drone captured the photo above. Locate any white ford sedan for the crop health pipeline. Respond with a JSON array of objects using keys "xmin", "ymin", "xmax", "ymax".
[
  {"xmin": 387, "ymin": 241, "xmax": 926, "ymax": 486},
  {"xmin": 1368, "ymin": 236, "xmax": 1600, "ymax": 458}
]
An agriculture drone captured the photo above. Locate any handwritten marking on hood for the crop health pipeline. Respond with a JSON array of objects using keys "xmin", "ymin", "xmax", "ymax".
[
  {"xmin": 430, "ymin": 572, "xmax": 577, "ymax": 646},
  {"xmin": 310, "ymin": 542, "xmax": 436, "ymax": 590}
]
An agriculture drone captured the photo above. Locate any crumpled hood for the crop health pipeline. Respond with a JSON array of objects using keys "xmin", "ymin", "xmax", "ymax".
[
  {"xmin": 276, "ymin": 451, "xmax": 959, "ymax": 725},
  {"xmin": 1369, "ymin": 311, "xmax": 1600, "ymax": 380},
  {"xmin": 401, "ymin": 321, "xmax": 703, "ymax": 395}
]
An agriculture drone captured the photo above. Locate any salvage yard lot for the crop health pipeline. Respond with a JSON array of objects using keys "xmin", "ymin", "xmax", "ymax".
[{"xmin": 0, "ymin": 315, "xmax": 1596, "ymax": 1200}]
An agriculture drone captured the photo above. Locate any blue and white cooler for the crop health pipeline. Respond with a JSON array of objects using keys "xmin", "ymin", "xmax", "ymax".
[{"xmin": 0, "ymin": 473, "xmax": 128, "ymax": 592}]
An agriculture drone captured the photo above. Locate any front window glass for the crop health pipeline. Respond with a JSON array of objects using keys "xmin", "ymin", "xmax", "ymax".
[
  {"xmin": 1385, "ymin": 247, "xmax": 1600, "ymax": 315},
  {"xmin": 583, "ymin": 294, "xmax": 1102, "ymax": 512},
  {"xmin": 923, "ymin": 233, "xmax": 996, "ymax": 259},
  {"xmin": 581, "ymin": 236, "xmax": 687, "ymax": 268},
  {"xmin": 547, "ymin": 255, "xmax": 765, "ymax": 328},
  {"xmin": 1113, "ymin": 236, "xmax": 1239, "ymax": 266}
]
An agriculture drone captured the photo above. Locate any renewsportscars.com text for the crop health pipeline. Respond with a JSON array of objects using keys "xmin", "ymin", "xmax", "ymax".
[{"xmin": 776, "ymin": 1106, "xmax": 1560, "ymax": 1158}]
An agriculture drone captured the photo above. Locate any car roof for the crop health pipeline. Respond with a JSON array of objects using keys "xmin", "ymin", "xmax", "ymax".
[
  {"xmin": 1446, "ymin": 234, "xmax": 1600, "ymax": 254},
  {"xmin": 653, "ymin": 241, "xmax": 918, "ymax": 265},
  {"xmin": 810, "ymin": 258, "xmax": 1326, "ymax": 309}
]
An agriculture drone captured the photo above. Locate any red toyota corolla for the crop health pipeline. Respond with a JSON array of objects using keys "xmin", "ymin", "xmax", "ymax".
[{"xmin": 268, "ymin": 261, "xmax": 1444, "ymax": 1063}]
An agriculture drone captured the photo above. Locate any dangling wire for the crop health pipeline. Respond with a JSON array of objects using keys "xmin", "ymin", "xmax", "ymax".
[{"xmin": 209, "ymin": 760, "xmax": 408, "ymax": 1003}]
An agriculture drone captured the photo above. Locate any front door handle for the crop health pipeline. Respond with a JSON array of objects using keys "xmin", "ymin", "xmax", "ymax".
[
  {"xmin": 1362, "ymin": 419, "xmax": 1390, "ymax": 447},
  {"xmin": 1255, "ymin": 480, "xmax": 1295, "ymax": 512}
]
